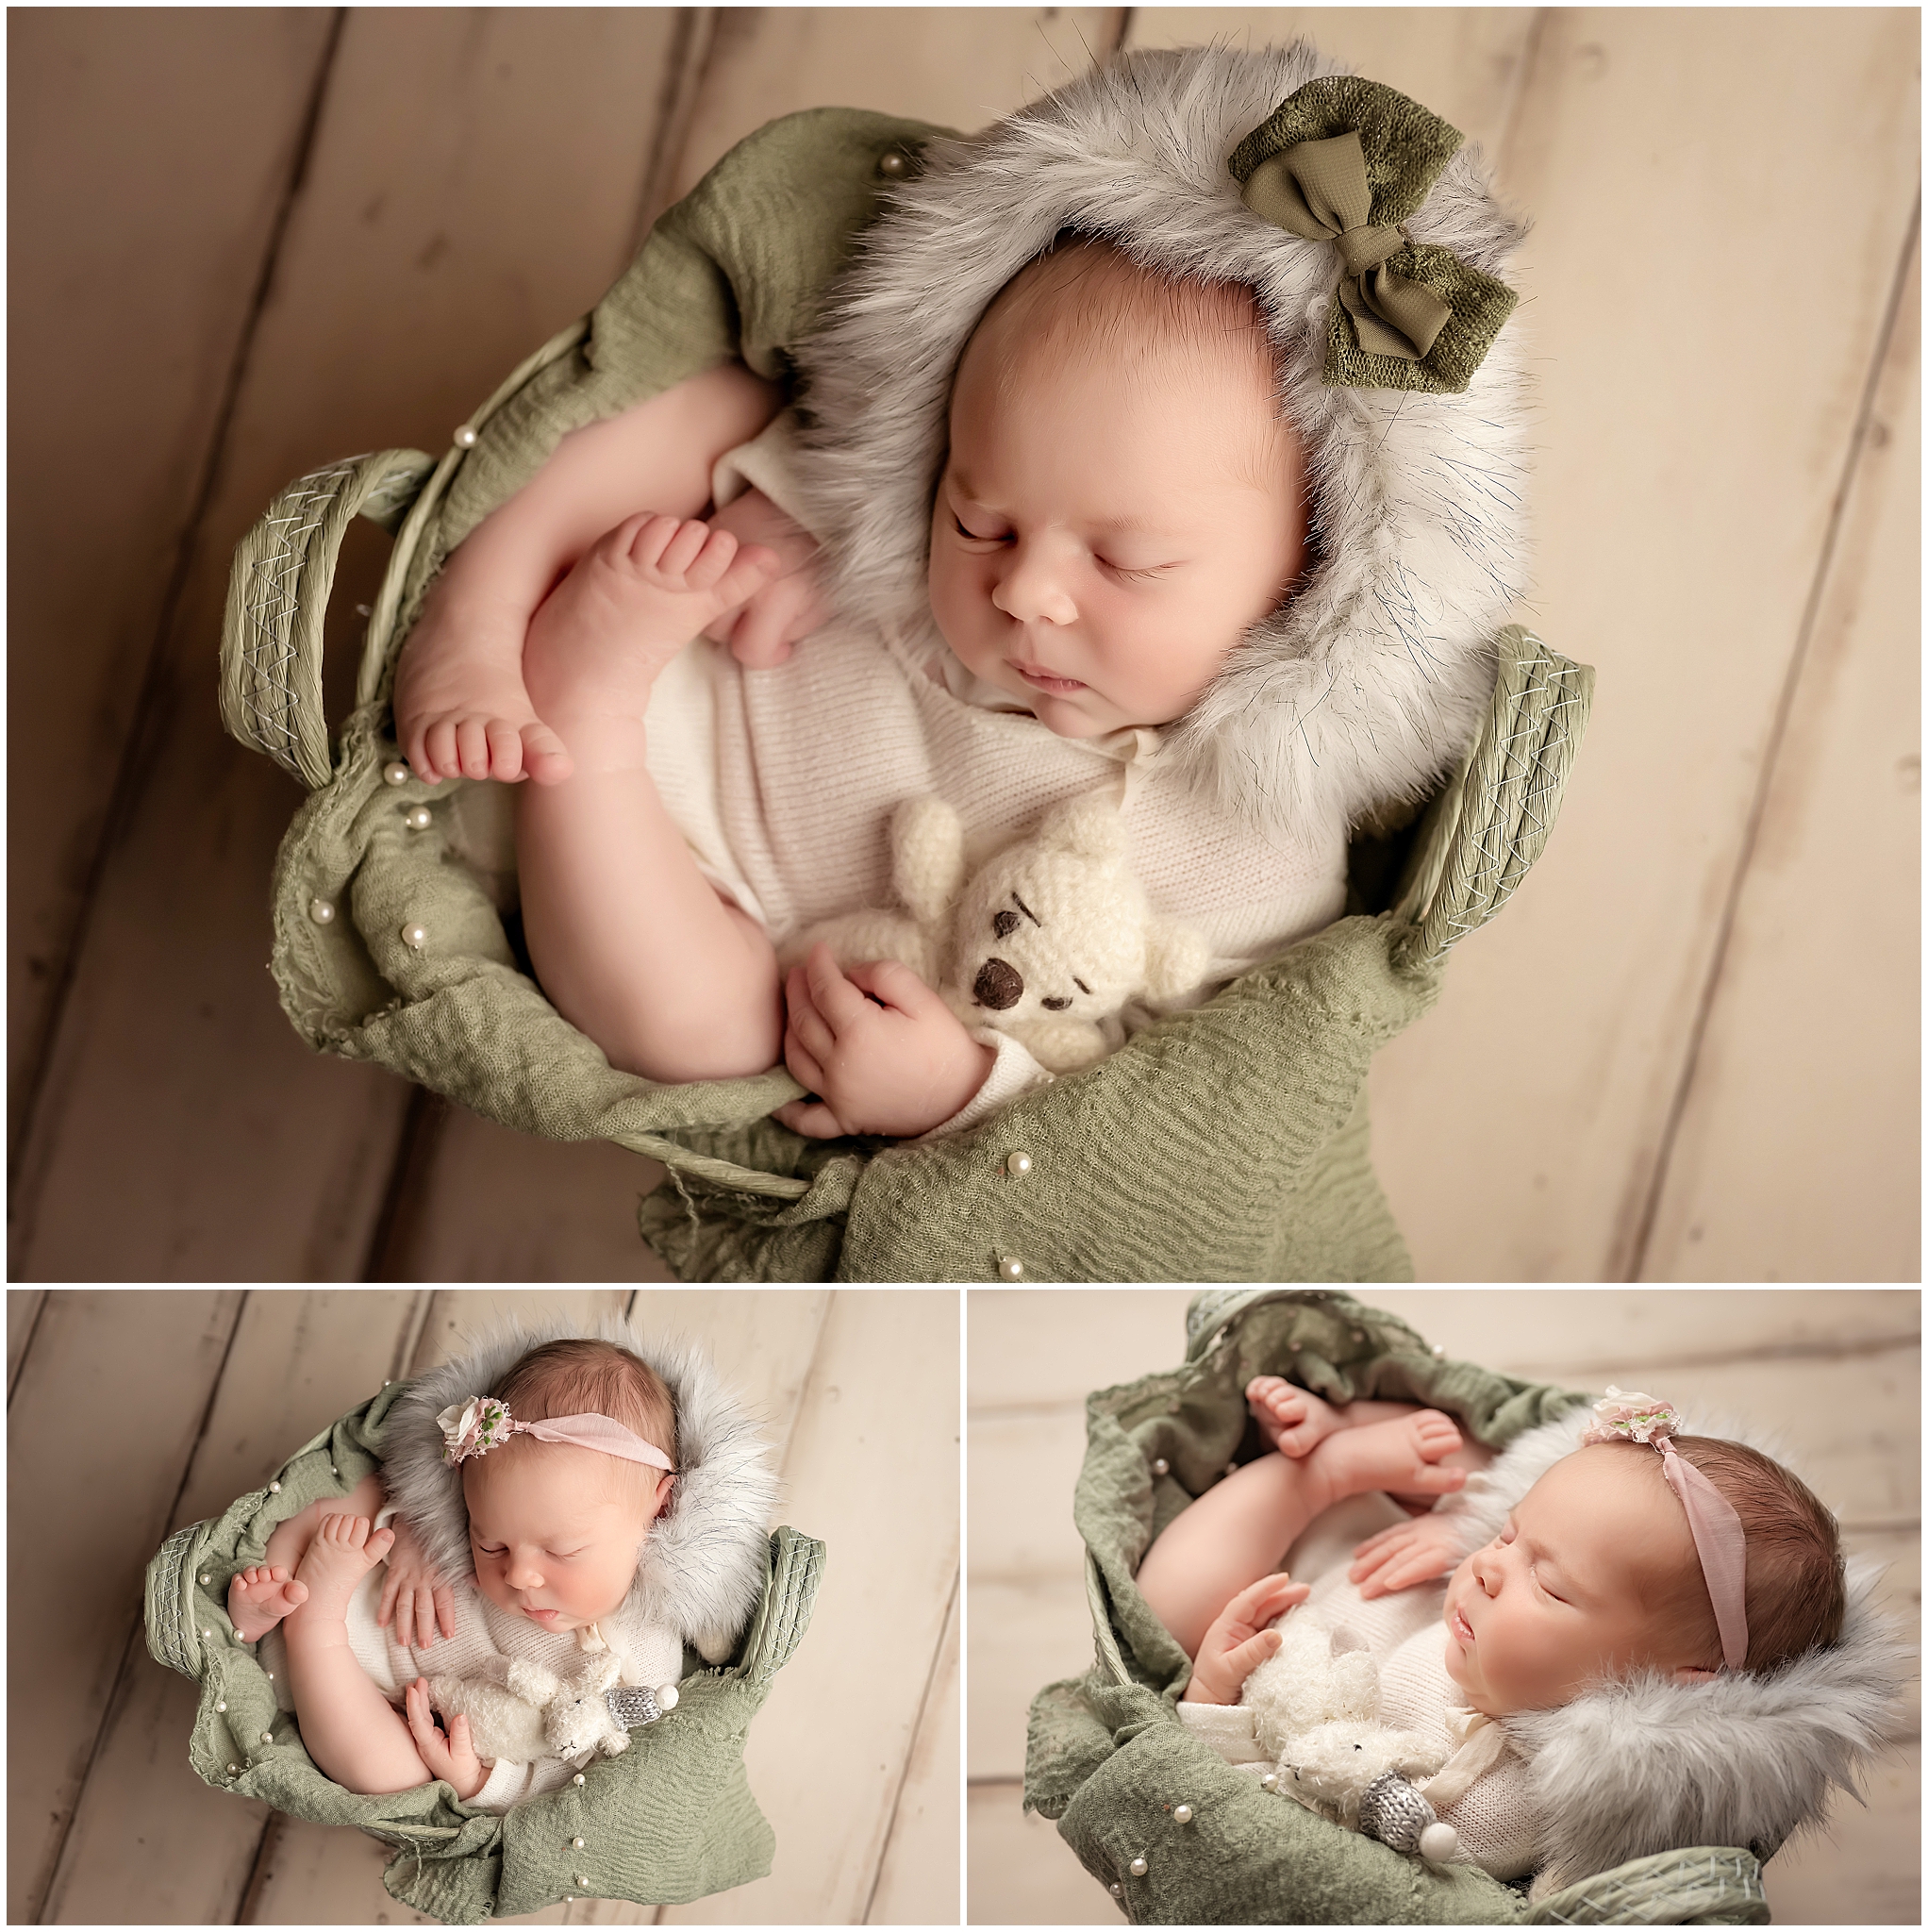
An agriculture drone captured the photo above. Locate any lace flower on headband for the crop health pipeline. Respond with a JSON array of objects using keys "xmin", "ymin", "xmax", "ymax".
[
  {"xmin": 440, "ymin": 1397, "xmax": 511, "ymax": 1462},
  {"xmin": 1581, "ymin": 1388, "xmax": 1681, "ymax": 1446}
]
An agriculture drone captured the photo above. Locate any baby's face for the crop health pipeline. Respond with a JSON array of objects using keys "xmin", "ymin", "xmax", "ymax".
[
  {"xmin": 1441, "ymin": 1444, "xmax": 1711, "ymax": 1717},
  {"xmin": 926, "ymin": 325, "xmax": 1305, "ymax": 739},
  {"xmin": 463, "ymin": 1445, "xmax": 668, "ymax": 1633}
]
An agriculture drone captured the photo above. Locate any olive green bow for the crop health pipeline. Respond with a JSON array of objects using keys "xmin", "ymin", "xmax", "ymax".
[{"xmin": 1228, "ymin": 75, "xmax": 1518, "ymax": 393}]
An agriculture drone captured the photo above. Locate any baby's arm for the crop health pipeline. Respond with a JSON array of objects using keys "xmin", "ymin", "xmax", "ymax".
[
  {"xmin": 1182, "ymin": 1573, "xmax": 1309, "ymax": 1705},
  {"xmin": 394, "ymin": 360, "xmax": 783, "ymax": 786}
]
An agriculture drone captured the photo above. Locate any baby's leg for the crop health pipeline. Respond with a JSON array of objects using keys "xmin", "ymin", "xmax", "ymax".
[
  {"xmin": 228, "ymin": 1472, "xmax": 384, "ymax": 1641},
  {"xmin": 395, "ymin": 360, "xmax": 781, "ymax": 785},
  {"xmin": 1246, "ymin": 1378, "xmax": 1495, "ymax": 1507},
  {"xmin": 1136, "ymin": 1410, "xmax": 1465, "ymax": 1657},
  {"xmin": 514, "ymin": 514, "xmax": 784, "ymax": 1081},
  {"xmin": 281, "ymin": 1515, "xmax": 433, "ymax": 1796}
]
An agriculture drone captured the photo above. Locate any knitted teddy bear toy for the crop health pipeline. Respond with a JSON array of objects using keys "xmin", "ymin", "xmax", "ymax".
[
  {"xmin": 1242, "ymin": 1611, "xmax": 1461, "ymax": 1863},
  {"xmin": 426, "ymin": 1646, "xmax": 679, "ymax": 1769},
  {"xmin": 782, "ymin": 792, "xmax": 1210, "ymax": 1073}
]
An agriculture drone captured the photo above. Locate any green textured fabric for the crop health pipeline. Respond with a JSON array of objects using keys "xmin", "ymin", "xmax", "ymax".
[
  {"xmin": 143, "ymin": 1384, "xmax": 824, "ymax": 1924},
  {"xmin": 229, "ymin": 102, "xmax": 1590, "ymax": 1281},
  {"xmin": 1228, "ymin": 75, "xmax": 1517, "ymax": 392},
  {"xmin": 1023, "ymin": 1292, "xmax": 1771, "ymax": 1924}
]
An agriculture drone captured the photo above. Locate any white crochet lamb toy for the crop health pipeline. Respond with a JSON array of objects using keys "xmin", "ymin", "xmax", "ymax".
[
  {"xmin": 1242, "ymin": 1611, "xmax": 1460, "ymax": 1863},
  {"xmin": 782, "ymin": 792, "xmax": 1210, "ymax": 1073},
  {"xmin": 426, "ymin": 1648, "xmax": 678, "ymax": 1768}
]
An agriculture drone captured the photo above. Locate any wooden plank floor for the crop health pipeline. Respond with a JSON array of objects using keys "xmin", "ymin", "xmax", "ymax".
[
  {"xmin": 11, "ymin": 1287, "xmax": 959, "ymax": 1925},
  {"xmin": 967, "ymin": 1289, "xmax": 1922, "ymax": 1924},
  {"xmin": 8, "ymin": 9, "xmax": 1918, "ymax": 1281}
]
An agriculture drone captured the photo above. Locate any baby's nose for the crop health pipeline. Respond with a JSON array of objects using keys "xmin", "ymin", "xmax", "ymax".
[
  {"xmin": 973, "ymin": 958, "xmax": 1023, "ymax": 1009},
  {"xmin": 991, "ymin": 548, "xmax": 1076, "ymax": 626}
]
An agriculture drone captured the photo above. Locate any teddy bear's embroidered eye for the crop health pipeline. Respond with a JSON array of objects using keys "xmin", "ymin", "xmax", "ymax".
[
  {"xmin": 993, "ymin": 909, "xmax": 1020, "ymax": 939},
  {"xmin": 1041, "ymin": 996, "xmax": 1071, "ymax": 1011}
]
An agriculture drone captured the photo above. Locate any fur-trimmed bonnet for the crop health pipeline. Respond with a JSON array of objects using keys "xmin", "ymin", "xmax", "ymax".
[
  {"xmin": 380, "ymin": 1315, "xmax": 778, "ymax": 1665},
  {"xmin": 1429, "ymin": 1408, "xmax": 1913, "ymax": 1895},
  {"xmin": 792, "ymin": 41, "xmax": 1533, "ymax": 843}
]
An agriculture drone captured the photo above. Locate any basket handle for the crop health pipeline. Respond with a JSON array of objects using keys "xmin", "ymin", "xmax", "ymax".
[
  {"xmin": 1392, "ymin": 628, "xmax": 1595, "ymax": 970},
  {"xmin": 219, "ymin": 448, "xmax": 436, "ymax": 789}
]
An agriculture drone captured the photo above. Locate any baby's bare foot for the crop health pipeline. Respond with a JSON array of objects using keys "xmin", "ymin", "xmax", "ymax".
[
  {"xmin": 228, "ymin": 1564, "xmax": 309, "ymax": 1642},
  {"xmin": 394, "ymin": 588, "xmax": 573, "ymax": 787},
  {"xmin": 1307, "ymin": 1409, "xmax": 1466, "ymax": 1508},
  {"xmin": 1247, "ymin": 1375, "xmax": 1344, "ymax": 1457},
  {"xmin": 291, "ymin": 1514, "xmax": 396, "ymax": 1621},
  {"xmin": 523, "ymin": 513, "xmax": 779, "ymax": 763}
]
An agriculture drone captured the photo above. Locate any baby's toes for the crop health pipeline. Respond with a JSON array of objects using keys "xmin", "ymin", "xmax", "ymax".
[
  {"xmin": 654, "ymin": 517, "xmax": 713, "ymax": 580},
  {"xmin": 1412, "ymin": 1410, "xmax": 1463, "ymax": 1458}
]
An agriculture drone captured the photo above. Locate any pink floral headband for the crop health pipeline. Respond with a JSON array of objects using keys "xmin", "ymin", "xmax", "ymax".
[
  {"xmin": 1581, "ymin": 1388, "xmax": 1748, "ymax": 1672},
  {"xmin": 438, "ymin": 1397, "xmax": 674, "ymax": 1473}
]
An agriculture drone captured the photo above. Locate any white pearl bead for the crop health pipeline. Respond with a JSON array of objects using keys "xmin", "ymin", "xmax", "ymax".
[
  {"xmin": 383, "ymin": 761, "xmax": 410, "ymax": 787},
  {"xmin": 657, "ymin": 1683, "xmax": 678, "ymax": 1710},
  {"xmin": 1151, "ymin": 1457, "xmax": 1169, "ymax": 1476},
  {"xmin": 226, "ymin": 1764, "xmax": 239, "ymax": 1776},
  {"xmin": 403, "ymin": 923, "xmax": 428, "ymax": 950},
  {"xmin": 1173, "ymin": 1804, "xmax": 1193, "ymax": 1824},
  {"xmin": 998, "ymin": 1257, "xmax": 1024, "ymax": 1280},
  {"xmin": 1006, "ymin": 1150, "xmax": 1033, "ymax": 1176},
  {"xmin": 215, "ymin": 1701, "xmax": 226, "ymax": 1712},
  {"xmin": 1260, "ymin": 1772, "xmax": 1278, "ymax": 1791},
  {"xmin": 576, "ymin": 1875, "xmax": 590, "ymax": 1889},
  {"xmin": 331, "ymin": 1466, "xmax": 339, "ymax": 1475},
  {"xmin": 201, "ymin": 1629, "xmax": 212, "ymax": 1641},
  {"xmin": 200, "ymin": 1574, "xmax": 211, "ymax": 1587},
  {"xmin": 261, "ymin": 1730, "xmax": 274, "ymax": 1744},
  {"xmin": 573, "ymin": 1773, "xmax": 586, "ymax": 1786},
  {"xmin": 404, "ymin": 805, "xmax": 432, "ymax": 830},
  {"xmin": 265, "ymin": 1671, "xmax": 274, "ymax": 1681},
  {"xmin": 1432, "ymin": 1342, "xmax": 1447, "ymax": 1358},
  {"xmin": 269, "ymin": 1481, "xmax": 280, "ymax": 1493},
  {"xmin": 1129, "ymin": 1856, "xmax": 1148, "ymax": 1877},
  {"xmin": 454, "ymin": 426, "xmax": 478, "ymax": 448},
  {"xmin": 877, "ymin": 150, "xmax": 908, "ymax": 177},
  {"xmin": 572, "ymin": 1837, "xmax": 585, "ymax": 1849},
  {"xmin": 1109, "ymin": 1882, "xmax": 1122, "ymax": 1897},
  {"xmin": 308, "ymin": 897, "xmax": 335, "ymax": 924}
]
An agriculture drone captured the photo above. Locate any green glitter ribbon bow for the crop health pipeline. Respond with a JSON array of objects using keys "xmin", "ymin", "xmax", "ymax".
[{"xmin": 1228, "ymin": 75, "xmax": 1519, "ymax": 393}]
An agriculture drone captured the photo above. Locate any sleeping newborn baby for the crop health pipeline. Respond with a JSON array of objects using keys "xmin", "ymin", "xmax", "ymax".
[
  {"xmin": 1139, "ymin": 1381, "xmax": 1851, "ymax": 1887},
  {"xmin": 232, "ymin": 1333, "xmax": 769, "ymax": 1811}
]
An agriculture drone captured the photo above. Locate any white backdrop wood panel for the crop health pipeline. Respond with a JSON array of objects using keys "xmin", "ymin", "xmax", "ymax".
[
  {"xmin": 1641, "ymin": 230, "xmax": 1921, "ymax": 1281},
  {"xmin": 966, "ymin": 1288, "xmax": 1921, "ymax": 1925},
  {"xmin": 1344, "ymin": 8, "xmax": 1921, "ymax": 1280}
]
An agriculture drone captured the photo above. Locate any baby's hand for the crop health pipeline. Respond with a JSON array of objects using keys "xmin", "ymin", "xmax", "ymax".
[
  {"xmin": 1348, "ymin": 1511, "xmax": 1465, "ymax": 1599},
  {"xmin": 406, "ymin": 1678, "xmax": 489, "ymax": 1801},
  {"xmin": 1184, "ymin": 1573, "xmax": 1310, "ymax": 1706},
  {"xmin": 377, "ymin": 1516, "xmax": 456, "ymax": 1652},
  {"xmin": 702, "ymin": 488, "xmax": 829, "ymax": 668},
  {"xmin": 774, "ymin": 943, "xmax": 995, "ymax": 1139}
]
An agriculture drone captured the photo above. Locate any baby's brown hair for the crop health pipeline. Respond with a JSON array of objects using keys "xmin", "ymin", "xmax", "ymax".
[
  {"xmin": 1654, "ymin": 1437, "xmax": 1846, "ymax": 1673},
  {"xmin": 492, "ymin": 1338, "xmax": 677, "ymax": 1498}
]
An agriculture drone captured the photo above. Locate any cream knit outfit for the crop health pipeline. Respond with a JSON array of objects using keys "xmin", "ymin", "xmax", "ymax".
[
  {"xmin": 643, "ymin": 413, "xmax": 1349, "ymax": 1131},
  {"xmin": 258, "ymin": 1508, "xmax": 682, "ymax": 1815},
  {"xmin": 1176, "ymin": 1492, "xmax": 1537, "ymax": 1880}
]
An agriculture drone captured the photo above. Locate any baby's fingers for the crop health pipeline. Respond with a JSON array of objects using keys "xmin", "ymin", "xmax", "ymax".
[
  {"xmin": 1352, "ymin": 1521, "xmax": 1420, "ymax": 1558},
  {"xmin": 773, "ymin": 1096, "xmax": 851, "ymax": 1140},
  {"xmin": 1218, "ymin": 1625, "xmax": 1284, "ymax": 1682}
]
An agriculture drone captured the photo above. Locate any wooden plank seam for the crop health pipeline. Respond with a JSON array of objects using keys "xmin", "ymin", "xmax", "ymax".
[
  {"xmin": 33, "ymin": 1292, "xmax": 254, "ymax": 1924},
  {"xmin": 7, "ymin": 10, "xmax": 347, "ymax": 1232},
  {"xmin": 1625, "ymin": 195, "xmax": 1924, "ymax": 1282}
]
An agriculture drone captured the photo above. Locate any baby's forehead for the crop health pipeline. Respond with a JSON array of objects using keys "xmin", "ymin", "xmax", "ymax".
[{"xmin": 1522, "ymin": 1446, "xmax": 1690, "ymax": 1587}]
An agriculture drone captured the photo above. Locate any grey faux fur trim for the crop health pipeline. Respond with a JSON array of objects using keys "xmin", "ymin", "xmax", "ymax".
[
  {"xmin": 791, "ymin": 42, "xmax": 1532, "ymax": 843},
  {"xmin": 1425, "ymin": 1406, "xmax": 1913, "ymax": 1890},
  {"xmin": 379, "ymin": 1314, "xmax": 779, "ymax": 1665}
]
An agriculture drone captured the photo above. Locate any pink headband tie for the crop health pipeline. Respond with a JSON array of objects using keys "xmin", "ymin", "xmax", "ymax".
[
  {"xmin": 1581, "ymin": 1388, "xmax": 1748, "ymax": 1672},
  {"xmin": 438, "ymin": 1396, "xmax": 673, "ymax": 1473}
]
